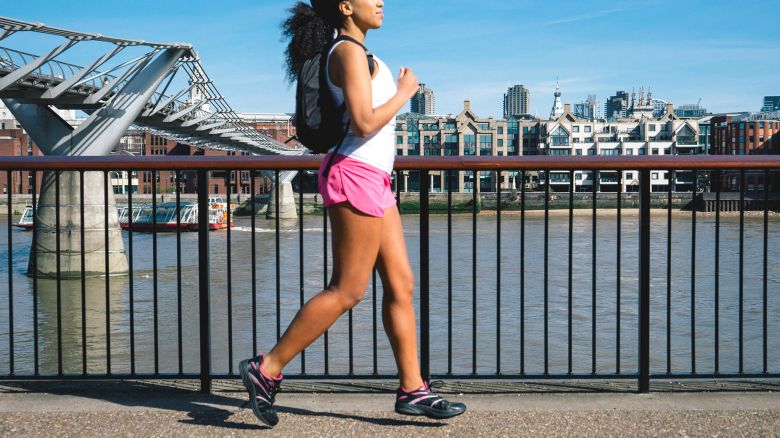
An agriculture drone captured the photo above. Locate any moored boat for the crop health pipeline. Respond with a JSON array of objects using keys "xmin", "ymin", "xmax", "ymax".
[
  {"xmin": 14, "ymin": 206, "xmax": 34, "ymax": 230},
  {"xmin": 118, "ymin": 198, "xmax": 233, "ymax": 232}
]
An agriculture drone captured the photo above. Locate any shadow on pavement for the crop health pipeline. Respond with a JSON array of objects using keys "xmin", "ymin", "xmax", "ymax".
[{"xmin": 0, "ymin": 380, "xmax": 444, "ymax": 430}]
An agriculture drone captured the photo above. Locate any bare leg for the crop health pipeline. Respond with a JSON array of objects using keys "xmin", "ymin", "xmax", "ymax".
[
  {"xmin": 375, "ymin": 206, "xmax": 425, "ymax": 391},
  {"xmin": 261, "ymin": 202, "xmax": 383, "ymax": 377}
]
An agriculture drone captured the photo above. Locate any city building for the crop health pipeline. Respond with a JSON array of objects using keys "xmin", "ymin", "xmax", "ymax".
[
  {"xmin": 503, "ymin": 84, "xmax": 530, "ymax": 118},
  {"xmin": 538, "ymin": 101, "xmax": 700, "ymax": 193},
  {"xmin": 394, "ymin": 100, "xmax": 539, "ymax": 193},
  {"xmin": 626, "ymin": 87, "xmax": 654, "ymax": 119},
  {"xmin": 411, "ymin": 83, "xmax": 435, "ymax": 115},
  {"xmin": 762, "ymin": 96, "xmax": 780, "ymax": 112},
  {"xmin": 711, "ymin": 114, "xmax": 780, "ymax": 156},
  {"xmin": 652, "ymin": 99, "xmax": 668, "ymax": 118},
  {"xmin": 123, "ymin": 130, "xmax": 269, "ymax": 196},
  {"xmin": 697, "ymin": 115, "xmax": 713, "ymax": 155},
  {"xmin": 676, "ymin": 103, "xmax": 708, "ymax": 118},
  {"xmin": 605, "ymin": 91, "xmax": 629, "ymax": 120},
  {"xmin": 710, "ymin": 113, "xmax": 780, "ymax": 191},
  {"xmin": 239, "ymin": 112, "xmax": 299, "ymax": 145},
  {"xmin": 573, "ymin": 95, "xmax": 598, "ymax": 120},
  {"xmin": 0, "ymin": 126, "xmax": 43, "ymax": 195},
  {"xmin": 549, "ymin": 80, "xmax": 564, "ymax": 119}
]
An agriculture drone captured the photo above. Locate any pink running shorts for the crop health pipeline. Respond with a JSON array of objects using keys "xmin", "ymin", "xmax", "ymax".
[{"xmin": 317, "ymin": 152, "xmax": 397, "ymax": 218}]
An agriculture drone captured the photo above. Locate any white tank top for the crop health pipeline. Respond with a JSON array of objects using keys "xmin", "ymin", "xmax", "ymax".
[{"xmin": 326, "ymin": 39, "xmax": 397, "ymax": 175}]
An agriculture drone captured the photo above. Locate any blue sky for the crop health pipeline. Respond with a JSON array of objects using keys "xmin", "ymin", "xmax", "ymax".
[{"xmin": 3, "ymin": 0, "xmax": 779, "ymax": 117}]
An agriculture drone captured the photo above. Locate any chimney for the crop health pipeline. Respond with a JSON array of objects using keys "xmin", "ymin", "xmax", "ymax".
[
  {"xmin": 666, "ymin": 103, "xmax": 674, "ymax": 114},
  {"xmin": 564, "ymin": 103, "xmax": 571, "ymax": 114},
  {"xmin": 464, "ymin": 100, "xmax": 471, "ymax": 111}
]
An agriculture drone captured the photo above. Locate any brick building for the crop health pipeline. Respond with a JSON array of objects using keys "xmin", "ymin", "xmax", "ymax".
[
  {"xmin": 134, "ymin": 131, "xmax": 272, "ymax": 196},
  {"xmin": 710, "ymin": 114, "xmax": 780, "ymax": 191},
  {"xmin": 0, "ymin": 127, "xmax": 43, "ymax": 195},
  {"xmin": 711, "ymin": 115, "xmax": 780, "ymax": 155}
]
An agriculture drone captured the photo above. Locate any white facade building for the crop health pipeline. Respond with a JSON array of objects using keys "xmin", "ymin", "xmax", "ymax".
[{"xmin": 538, "ymin": 102, "xmax": 700, "ymax": 193}]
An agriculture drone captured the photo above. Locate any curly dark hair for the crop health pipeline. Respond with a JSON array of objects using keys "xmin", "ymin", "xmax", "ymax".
[{"xmin": 281, "ymin": 1, "xmax": 344, "ymax": 83}]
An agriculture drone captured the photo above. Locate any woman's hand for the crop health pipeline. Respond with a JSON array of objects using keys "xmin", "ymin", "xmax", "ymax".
[{"xmin": 397, "ymin": 67, "xmax": 419, "ymax": 100}]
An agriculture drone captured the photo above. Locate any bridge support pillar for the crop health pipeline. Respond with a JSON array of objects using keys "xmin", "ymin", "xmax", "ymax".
[
  {"xmin": 29, "ymin": 171, "xmax": 128, "ymax": 278},
  {"xmin": 3, "ymin": 48, "xmax": 184, "ymax": 278},
  {"xmin": 266, "ymin": 180, "xmax": 298, "ymax": 220}
]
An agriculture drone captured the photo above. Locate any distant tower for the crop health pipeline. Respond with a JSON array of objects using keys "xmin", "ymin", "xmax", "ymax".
[
  {"xmin": 188, "ymin": 63, "xmax": 211, "ymax": 113},
  {"xmin": 504, "ymin": 84, "xmax": 530, "ymax": 118},
  {"xmin": 605, "ymin": 90, "xmax": 629, "ymax": 120},
  {"xmin": 549, "ymin": 79, "xmax": 564, "ymax": 119},
  {"xmin": 411, "ymin": 83, "xmax": 436, "ymax": 115}
]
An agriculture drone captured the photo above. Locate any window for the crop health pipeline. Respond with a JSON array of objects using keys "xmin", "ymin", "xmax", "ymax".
[
  {"xmin": 652, "ymin": 173, "xmax": 659, "ymax": 180},
  {"xmin": 463, "ymin": 134, "xmax": 476, "ymax": 155},
  {"xmin": 573, "ymin": 138, "xmax": 580, "ymax": 143},
  {"xmin": 626, "ymin": 172, "xmax": 634, "ymax": 180},
  {"xmin": 639, "ymin": 148, "xmax": 647, "ymax": 155},
  {"xmin": 625, "ymin": 149, "xmax": 634, "ymax": 155},
  {"xmin": 584, "ymin": 125, "xmax": 592, "ymax": 133},
  {"xmin": 600, "ymin": 149, "xmax": 620, "ymax": 156},
  {"xmin": 652, "ymin": 148, "xmax": 659, "ymax": 155},
  {"xmin": 444, "ymin": 121, "xmax": 456, "ymax": 130},
  {"xmin": 551, "ymin": 126, "xmax": 570, "ymax": 146},
  {"xmin": 760, "ymin": 136, "xmax": 765, "ymax": 142},
  {"xmin": 498, "ymin": 127, "xmax": 504, "ymax": 134},
  {"xmin": 573, "ymin": 126, "xmax": 580, "ymax": 133},
  {"xmin": 585, "ymin": 137, "xmax": 593, "ymax": 142},
  {"xmin": 576, "ymin": 149, "xmax": 582, "ymax": 156},
  {"xmin": 649, "ymin": 124, "xmax": 656, "ymax": 132},
  {"xmin": 498, "ymin": 139, "xmax": 504, "ymax": 147},
  {"xmin": 397, "ymin": 136, "xmax": 403, "ymax": 144},
  {"xmin": 760, "ymin": 122, "xmax": 765, "ymax": 129},
  {"xmin": 587, "ymin": 149, "xmax": 596, "ymax": 156},
  {"xmin": 479, "ymin": 134, "xmax": 493, "ymax": 155},
  {"xmin": 444, "ymin": 134, "xmax": 458, "ymax": 156},
  {"xmin": 548, "ymin": 149, "xmax": 570, "ymax": 156},
  {"xmin": 478, "ymin": 123, "xmax": 490, "ymax": 130},
  {"xmin": 575, "ymin": 174, "xmax": 583, "ymax": 181}
]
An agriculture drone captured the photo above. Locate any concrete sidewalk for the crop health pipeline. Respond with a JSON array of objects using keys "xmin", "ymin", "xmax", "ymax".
[{"xmin": 0, "ymin": 381, "xmax": 778, "ymax": 437}]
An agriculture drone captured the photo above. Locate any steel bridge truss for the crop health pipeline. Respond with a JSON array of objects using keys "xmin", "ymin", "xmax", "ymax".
[{"xmin": 0, "ymin": 16, "xmax": 301, "ymax": 165}]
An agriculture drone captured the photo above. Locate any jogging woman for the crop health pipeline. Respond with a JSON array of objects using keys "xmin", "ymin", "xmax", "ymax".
[{"xmin": 239, "ymin": 0, "xmax": 466, "ymax": 427}]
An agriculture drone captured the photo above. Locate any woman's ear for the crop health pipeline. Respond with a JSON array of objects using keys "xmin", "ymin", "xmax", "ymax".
[{"xmin": 338, "ymin": 0, "xmax": 353, "ymax": 18}]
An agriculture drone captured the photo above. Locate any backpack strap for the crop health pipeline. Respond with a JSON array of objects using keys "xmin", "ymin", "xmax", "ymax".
[
  {"xmin": 322, "ymin": 35, "xmax": 375, "ymax": 177},
  {"xmin": 333, "ymin": 34, "xmax": 375, "ymax": 77}
]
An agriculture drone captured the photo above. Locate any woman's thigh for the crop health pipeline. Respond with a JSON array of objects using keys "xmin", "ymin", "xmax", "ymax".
[
  {"xmin": 328, "ymin": 202, "xmax": 384, "ymax": 292},
  {"xmin": 375, "ymin": 206, "xmax": 414, "ymax": 298}
]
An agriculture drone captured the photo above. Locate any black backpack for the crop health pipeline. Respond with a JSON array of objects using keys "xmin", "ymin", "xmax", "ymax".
[{"xmin": 295, "ymin": 35, "xmax": 375, "ymax": 161}]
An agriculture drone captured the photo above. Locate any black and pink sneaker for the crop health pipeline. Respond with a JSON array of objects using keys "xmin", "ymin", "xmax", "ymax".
[
  {"xmin": 395, "ymin": 381, "xmax": 466, "ymax": 419},
  {"xmin": 239, "ymin": 353, "xmax": 283, "ymax": 427}
]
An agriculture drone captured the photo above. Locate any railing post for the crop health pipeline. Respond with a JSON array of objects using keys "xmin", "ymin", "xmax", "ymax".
[
  {"xmin": 638, "ymin": 169, "xmax": 651, "ymax": 393},
  {"xmin": 420, "ymin": 170, "xmax": 430, "ymax": 382},
  {"xmin": 197, "ymin": 170, "xmax": 212, "ymax": 394}
]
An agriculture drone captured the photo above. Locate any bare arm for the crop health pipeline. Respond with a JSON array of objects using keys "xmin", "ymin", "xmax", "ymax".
[{"xmin": 329, "ymin": 42, "xmax": 418, "ymax": 138}]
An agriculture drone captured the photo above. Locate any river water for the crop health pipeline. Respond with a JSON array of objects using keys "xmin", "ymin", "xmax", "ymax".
[{"xmin": 1, "ymin": 212, "xmax": 778, "ymax": 377}]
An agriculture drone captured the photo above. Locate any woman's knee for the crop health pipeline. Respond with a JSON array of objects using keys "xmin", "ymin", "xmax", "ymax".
[
  {"xmin": 386, "ymin": 272, "xmax": 415, "ymax": 304},
  {"xmin": 329, "ymin": 283, "xmax": 367, "ymax": 309}
]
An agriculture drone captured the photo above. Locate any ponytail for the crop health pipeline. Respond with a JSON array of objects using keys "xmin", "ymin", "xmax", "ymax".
[{"xmin": 281, "ymin": 1, "xmax": 343, "ymax": 83}]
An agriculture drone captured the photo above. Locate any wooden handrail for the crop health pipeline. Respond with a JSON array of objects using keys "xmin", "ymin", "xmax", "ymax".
[{"xmin": 0, "ymin": 155, "xmax": 779, "ymax": 171}]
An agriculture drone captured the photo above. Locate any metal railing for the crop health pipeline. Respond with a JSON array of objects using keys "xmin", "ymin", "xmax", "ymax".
[{"xmin": 1, "ymin": 155, "xmax": 779, "ymax": 394}]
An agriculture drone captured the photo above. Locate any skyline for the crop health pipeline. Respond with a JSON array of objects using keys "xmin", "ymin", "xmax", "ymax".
[{"xmin": 3, "ymin": 0, "xmax": 780, "ymax": 117}]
